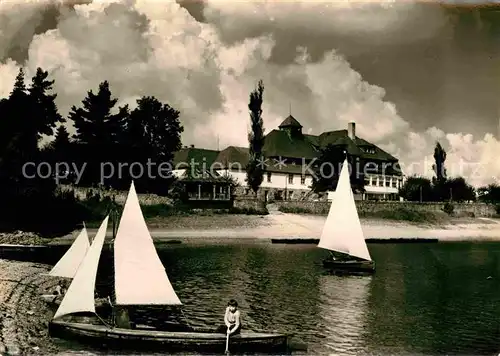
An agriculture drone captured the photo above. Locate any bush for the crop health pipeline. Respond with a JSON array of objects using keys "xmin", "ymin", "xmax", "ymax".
[
  {"xmin": 443, "ymin": 202, "xmax": 455, "ymax": 215},
  {"xmin": 228, "ymin": 207, "xmax": 269, "ymax": 215},
  {"xmin": 360, "ymin": 207, "xmax": 440, "ymax": 223},
  {"xmin": 495, "ymin": 204, "xmax": 500, "ymax": 215},
  {"xmin": 278, "ymin": 205, "xmax": 317, "ymax": 214},
  {"xmin": 0, "ymin": 187, "xmax": 92, "ymax": 237}
]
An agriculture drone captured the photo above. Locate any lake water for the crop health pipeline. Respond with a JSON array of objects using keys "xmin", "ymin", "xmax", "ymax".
[{"xmin": 55, "ymin": 241, "xmax": 500, "ymax": 355}]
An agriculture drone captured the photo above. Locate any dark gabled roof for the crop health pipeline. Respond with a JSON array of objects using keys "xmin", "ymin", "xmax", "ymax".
[
  {"xmin": 317, "ymin": 129, "xmax": 398, "ymax": 162},
  {"xmin": 173, "ymin": 147, "xmax": 219, "ymax": 169},
  {"xmin": 279, "ymin": 115, "xmax": 302, "ymax": 128},
  {"xmin": 263, "ymin": 129, "xmax": 318, "ymax": 160},
  {"xmin": 355, "ymin": 137, "xmax": 398, "ymax": 161},
  {"xmin": 177, "ymin": 166, "xmax": 229, "ymax": 182},
  {"xmin": 318, "ymin": 130, "xmax": 363, "ymax": 156},
  {"xmin": 213, "ymin": 146, "xmax": 249, "ymax": 169},
  {"xmin": 304, "ymin": 134, "xmax": 319, "ymax": 146}
]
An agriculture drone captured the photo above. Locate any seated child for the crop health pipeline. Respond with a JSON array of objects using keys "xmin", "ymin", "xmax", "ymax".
[{"xmin": 217, "ymin": 299, "xmax": 241, "ymax": 335}]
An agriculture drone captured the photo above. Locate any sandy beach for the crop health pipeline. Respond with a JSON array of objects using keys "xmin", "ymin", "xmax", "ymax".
[
  {"xmin": 1, "ymin": 211, "xmax": 500, "ymax": 247},
  {"xmin": 63, "ymin": 211, "xmax": 500, "ymax": 244},
  {"xmin": 0, "ymin": 260, "xmax": 61, "ymax": 355}
]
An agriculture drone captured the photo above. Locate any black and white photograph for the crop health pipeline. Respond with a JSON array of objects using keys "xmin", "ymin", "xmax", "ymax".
[{"xmin": 0, "ymin": 0, "xmax": 500, "ymax": 354}]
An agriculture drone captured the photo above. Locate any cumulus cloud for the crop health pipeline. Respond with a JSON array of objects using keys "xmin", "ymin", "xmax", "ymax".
[{"xmin": 0, "ymin": 0, "xmax": 498, "ymax": 188}]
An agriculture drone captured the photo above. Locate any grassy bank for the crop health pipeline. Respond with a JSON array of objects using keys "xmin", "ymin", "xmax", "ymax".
[
  {"xmin": 277, "ymin": 204, "xmax": 467, "ymax": 224},
  {"xmin": 83, "ymin": 202, "xmax": 269, "ymax": 229}
]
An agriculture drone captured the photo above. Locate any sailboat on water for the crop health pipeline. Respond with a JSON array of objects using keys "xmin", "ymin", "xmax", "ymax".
[
  {"xmin": 40, "ymin": 225, "xmax": 110, "ymax": 307},
  {"xmin": 317, "ymin": 158, "xmax": 375, "ymax": 273},
  {"xmin": 48, "ymin": 181, "xmax": 289, "ymax": 354},
  {"xmin": 40, "ymin": 226, "xmax": 90, "ymax": 303}
]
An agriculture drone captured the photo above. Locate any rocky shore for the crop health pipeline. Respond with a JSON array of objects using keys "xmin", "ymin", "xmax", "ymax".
[
  {"xmin": 0, "ymin": 232, "xmax": 52, "ymax": 246},
  {"xmin": 0, "ymin": 260, "xmax": 61, "ymax": 355}
]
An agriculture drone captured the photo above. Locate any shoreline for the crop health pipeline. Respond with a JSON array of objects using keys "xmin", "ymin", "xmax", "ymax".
[
  {"xmin": 1, "ymin": 212, "xmax": 500, "ymax": 246},
  {"xmin": 58, "ymin": 213, "xmax": 500, "ymax": 243},
  {"xmin": 0, "ymin": 260, "xmax": 61, "ymax": 355}
]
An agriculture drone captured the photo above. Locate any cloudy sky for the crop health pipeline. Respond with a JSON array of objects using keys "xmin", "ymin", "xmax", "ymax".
[{"xmin": 0, "ymin": 0, "xmax": 499, "ymax": 186}]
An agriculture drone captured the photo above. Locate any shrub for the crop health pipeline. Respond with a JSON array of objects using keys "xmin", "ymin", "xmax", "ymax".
[
  {"xmin": 495, "ymin": 204, "xmax": 500, "ymax": 215},
  {"xmin": 443, "ymin": 202, "xmax": 455, "ymax": 215},
  {"xmin": 359, "ymin": 207, "xmax": 440, "ymax": 223},
  {"xmin": 278, "ymin": 205, "xmax": 317, "ymax": 214}
]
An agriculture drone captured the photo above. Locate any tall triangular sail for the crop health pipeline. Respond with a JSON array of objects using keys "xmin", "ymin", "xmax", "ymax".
[
  {"xmin": 318, "ymin": 159, "xmax": 372, "ymax": 261},
  {"xmin": 114, "ymin": 181, "xmax": 182, "ymax": 306},
  {"xmin": 48, "ymin": 225, "xmax": 90, "ymax": 278},
  {"xmin": 53, "ymin": 216, "xmax": 109, "ymax": 319}
]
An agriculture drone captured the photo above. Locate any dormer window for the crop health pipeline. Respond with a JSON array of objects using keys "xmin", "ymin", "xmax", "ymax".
[{"xmin": 361, "ymin": 146, "xmax": 376, "ymax": 154}]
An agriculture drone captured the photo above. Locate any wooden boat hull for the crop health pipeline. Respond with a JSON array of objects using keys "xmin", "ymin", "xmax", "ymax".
[
  {"xmin": 322, "ymin": 258, "xmax": 375, "ymax": 274},
  {"xmin": 41, "ymin": 295, "xmax": 109, "ymax": 308},
  {"xmin": 48, "ymin": 319, "xmax": 290, "ymax": 354}
]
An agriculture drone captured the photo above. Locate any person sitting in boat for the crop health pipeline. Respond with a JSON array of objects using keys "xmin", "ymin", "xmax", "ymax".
[
  {"xmin": 329, "ymin": 251, "xmax": 347, "ymax": 261},
  {"xmin": 48, "ymin": 281, "xmax": 66, "ymax": 302},
  {"xmin": 217, "ymin": 299, "xmax": 241, "ymax": 335}
]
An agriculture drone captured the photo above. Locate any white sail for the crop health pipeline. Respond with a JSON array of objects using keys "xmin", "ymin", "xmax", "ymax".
[
  {"xmin": 114, "ymin": 181, "xmax": 182, "ymax": 306},
  {"xmin": 317, "ymin": 158, "xmax": 372, "ymax": 261},
  {"xmin": 53, "ymin": 216, "xmax": 109, "ymax": 319},
  {"xmin": 48, "ymin": 225, "xmax": 90, "ymax": 278}
]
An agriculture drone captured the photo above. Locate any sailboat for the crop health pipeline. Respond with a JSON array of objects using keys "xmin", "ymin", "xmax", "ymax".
[
  {"xmin": 317, "ymin": 158, "xmax": 375, "ymax": 273},
  {"xmin": 40, "ymin": 226, "xmax": 90, "ymax": 303},
  {"xmin": 48, "ymin": 181, "xmax": 289, "ymax": 354}
]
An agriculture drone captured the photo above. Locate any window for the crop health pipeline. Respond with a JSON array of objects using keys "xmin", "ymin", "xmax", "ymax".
[
  {"xmin": 385, "ymin": 179, "xmax": 391, "ymax": 187},
  {"xmin": 267, "ymin": 172, "xmax": 272, "ymax": 183},
  {"xmin": 378, "ymin": 177, "xmax": 383, "ymax": 187},
  {"xmin": 301, "ymin": 175, "xmax": 306, "ymax": 185},
  {"xmin": 288, "ymin": 174, "xmax": 294, "ymax": 184},
  {"xmin": 391, "ymin": 179, "xmax": 397, "ymax": 188},
  {"xmin": 364, "ymin": 177, "xmax": 370, "ymax": 186}
]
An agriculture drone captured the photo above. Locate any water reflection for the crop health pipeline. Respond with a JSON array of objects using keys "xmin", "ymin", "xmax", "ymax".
[
  {"xmin": 317, "ymin": 275, "xmax": 372, "ymax": 355},
  {"xmin": 42, "ymin": 242, "xmax": 500, "ymax": 355}
]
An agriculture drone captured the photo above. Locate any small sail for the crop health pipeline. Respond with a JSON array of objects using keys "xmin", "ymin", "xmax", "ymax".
[
  {"xmin": 317, "ymin": 158, "xmax": 372, "ymax": 261},
  {"xmin": 48, "ymin": 225, "xmax": 90, "ymax": 278},
  {"xmin": 114, "ymin": 181, "xmax": 182, "ymax": 306},
  {"xmin": 53, "ymin": 216, "xmax": 109, "ymax": 319}
]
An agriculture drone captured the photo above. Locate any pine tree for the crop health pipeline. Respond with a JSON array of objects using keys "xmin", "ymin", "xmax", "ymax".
[
  {"xmin": 68, "ymin": 81, "xmax": 128, "ymax": 186},
  {"xmin": 28, "ymin": 67, "xmax": 64, "ymax": 140}
]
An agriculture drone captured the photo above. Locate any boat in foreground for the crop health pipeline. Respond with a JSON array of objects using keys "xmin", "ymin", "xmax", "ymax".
[
  {"xmin": 317, "ymin": 157, "xmax": 375, "ymax": 274},
  {"xmin": 49, "ymin": 319, "xmax": 288, "ymax": 353},
  {"xmin": 322, "ymin": 258, "xmax": 374, "ymax": 273},
  {"xmin": 48, "ymin": 181, "xmax": 290, "ymax": 354},
  {"xmin": 40, "ymin": 225, "xmax": 91, "ymax": 303}
]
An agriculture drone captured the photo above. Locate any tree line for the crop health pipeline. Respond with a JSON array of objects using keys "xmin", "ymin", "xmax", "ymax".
[
  {"xmin": 0, "ymin": 67, "xmax": 184, "ymax": 235},
  {"xmin": 399, "ymin": 142, "xmax": 500, "ymax": 204}
]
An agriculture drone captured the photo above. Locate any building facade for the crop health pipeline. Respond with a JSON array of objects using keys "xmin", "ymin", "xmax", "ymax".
[{"xmin": 173, "ymin": 117, "xmax": 403, "ymax": 201}]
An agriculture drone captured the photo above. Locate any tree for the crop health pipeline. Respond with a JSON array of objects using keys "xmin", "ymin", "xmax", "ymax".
[
  {"xmin": 52, "ymin": 125, "xmax": 72, "ymax": 151},
  {"xmin": 43, "ymin": 125, "xmax": 74, "ymax": 183},
  {"xmin": 311, "ymin": 144, "xmax": 365, "ymax": 194},
  {"xmin": 432, "ymin": 141, "xmax": 447, "ymax": 183},
  {"xmin": 431, "ymin": 141, "xmax": 448, "ymax": 201},
  {"xmin": 478, "ymin": 183, "xmax": 500, "ymax": 203},
  {"xmin": 28, "ymin": 67, "xmax": 64, "ymax": 140},
  {"xmin": 70, "ymin": 81, "xmax": 127, "ymax": 146},
  {"xmin": 68, "ymin": 81, "xmax": 129, "ymax": 186},
  {"xmin": 246, "ymin": 80, "xmax": 265, "ymax": 195},
  {"xmin": 122, "ymin": 96, "xmax": 184, "ymax": 193},
  {"xmin": 441, "ymin": 177, "xmax": 475, "ymax": 202},
  {"xmin": 399, "ymin": 176, "xmax": 434, "ymax": 202}
]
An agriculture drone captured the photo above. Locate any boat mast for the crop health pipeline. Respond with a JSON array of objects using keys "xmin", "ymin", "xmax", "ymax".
[{"xmin": 109, "ymin": 194, "xmax": 117, "ymax": 327}]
